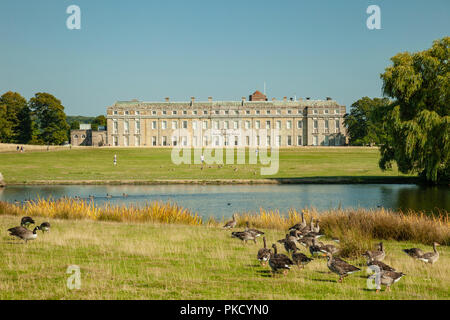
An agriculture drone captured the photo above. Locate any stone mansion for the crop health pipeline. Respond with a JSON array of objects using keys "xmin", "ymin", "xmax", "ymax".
[{"xmin": 105, "ymin": 91, "xmax": 348, "ymax": 148}]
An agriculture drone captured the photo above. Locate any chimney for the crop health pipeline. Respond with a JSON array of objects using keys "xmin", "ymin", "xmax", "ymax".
[
  {"xmin": 241, "ymin": 97, "xmax": 246, "ymax": 106},
  {"xmin": 165, "ymin": 97, "xmax": 170, "ymax": 102},
  {"xmin": 191, "ymin": 97, "xmax": 195, "ymax": 105},
  {"xmin": 283, "ymin": 96, "xmax": 287, "ymax": 102},
  {"xmin": 208, "ymin": 97, "xmax": 213, "ymax": 102}
]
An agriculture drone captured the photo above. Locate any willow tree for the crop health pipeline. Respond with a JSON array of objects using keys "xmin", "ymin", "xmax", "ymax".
[{"xmin": 379, "ymin": 37, "xmax": 449, "ymax": 183}]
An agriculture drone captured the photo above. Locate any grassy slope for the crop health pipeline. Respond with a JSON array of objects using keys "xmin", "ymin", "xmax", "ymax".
[
  {"xmin": 1, "ymin": 215, "xmax": 448, "ymax": 300},
  {"xmin": 0, "ymin": 147, "xmax": 411, "ymax": 183}
]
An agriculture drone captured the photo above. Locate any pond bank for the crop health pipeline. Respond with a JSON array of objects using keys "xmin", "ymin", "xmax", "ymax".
[{"xmin": 7, "ymin": 176, "xmax": 419, "ymax": 185}]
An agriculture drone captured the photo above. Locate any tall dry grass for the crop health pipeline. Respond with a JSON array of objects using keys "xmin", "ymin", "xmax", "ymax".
[
  {"xmin": 1, "ymin": 199, "xmax": 448, "ymax": 256},
  {"xmin": 0, "ymin": 198, "xmax": 203, "ymax": 226},
  {"xmin": 232, "ymin": 207, "xmax": 449, "ymax": 256}
]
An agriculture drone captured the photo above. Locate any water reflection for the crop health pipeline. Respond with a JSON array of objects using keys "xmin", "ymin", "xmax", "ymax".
[{"xmin": 0, "ymin": 184, "xmax": 448, "ymax": 218}]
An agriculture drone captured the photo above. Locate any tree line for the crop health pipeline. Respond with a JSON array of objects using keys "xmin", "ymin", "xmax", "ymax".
[
  {"xmin": 345, "ymin": 37, "xmax": 449, "ymax": 184},
  {"xmin": 0, "ymin": 92, "xmax": 106, "ymax": 146}
]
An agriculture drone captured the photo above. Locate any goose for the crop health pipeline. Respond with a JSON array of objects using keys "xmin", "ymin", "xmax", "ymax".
[
  {"xmin": 292, "ymin": 249, "xmax": 313, "ymax": 269},
  {"xmin": 364, "ymin": 242, "xmax": 386, "ymax": 262},
  {"xmin": 288, "ymin": 211, "xmax": 307, "ymax": 232},
  {"xmin": 368, "ymin": 260, "xmax": 396, "ymax": 272},
  {"xmin": 418, "ymin": 242, "xmax": 440, "ymax": 264},
  {"xmin": 326, "ymin": 252, "xmax": 360, "ymax": 283},
  {"xmin": 269, "ymin": 244, "xmax": 294, "ymax": 276},
  {"xmin": 298, "ymin": 236, "xmax": 315, "ymax": 248},
  {"xmin": 223, "ymin": 214, "xmax": 237, "ymax": 229},
  {"xmin": 283, "ymin": 235, "xmax": 299, "ymax": 254},
  {"xmin": 278, "ymin": 233, "xmax": 299, "ymax": 245},
  {"xmin": 8, "ymin": 226, "xmax": 40, "ymax": 243},
  {"xmin": 257, "ymin": 237, "xmax": 272, "ymax": 266},
  {"xmin": 106, "ymin": 193, "xmax": 112, "ymax": 199},
  {"xmin": 403, "ymin": 247, "xmax": 424, "ymax": 259},
  {"xmin": 303, "ymin": 231, "xmax": 324, "ymax": 239},
  {"xmin": 20, "ymin": 216, "xmax": 35, "ymax": 228},
  {"xmin": 289, "ymin": 229, "xmax": 303, "ymax": 240},
  {"xmin": 320, "ymin": 243, "xmax": 340, "ymax": 255},
  {"xmin": 309, "ymin": 238, "xmax": 325, "ymax": 257},
  {"xmin": 312, "ymin": 219, "xmax": 320, "ymax": 233},
  {"xmin": 245, "ymin": 222, "xmax": 264, "ymax": 238},
  {"xmin": 39, "ymin": 222, "xmax": 51, "ymax": 233},
  {"xmin": 231, "ymin": 231, "xmax": 256, "ymax": 244},
  {"xmin": 363, "ymin": 251, "xmax": 396, "ymax": 271},
  {"xmin": 376, "ymin": 271, "xmax": 405, "ymax": 293},
  {"xmin": 122, "ymin": 193, "xmax": 128, "ymax": 198}
]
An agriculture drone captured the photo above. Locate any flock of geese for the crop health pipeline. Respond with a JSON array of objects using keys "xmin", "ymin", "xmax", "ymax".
[
  {"xmin": 224, "ymin": 212, "xmax": 441, "ymax": 293},
  {"xmin": 7, "ymin": 216, "xmax": 50, "ymax": 243}
]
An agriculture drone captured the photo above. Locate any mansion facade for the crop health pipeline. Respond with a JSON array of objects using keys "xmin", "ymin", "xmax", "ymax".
[{"xmin": 106, "ymin": 91, "xmax": 348, "ymax": 148}]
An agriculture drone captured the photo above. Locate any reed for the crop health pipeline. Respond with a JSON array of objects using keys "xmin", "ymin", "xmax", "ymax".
[
  {"xmin": 1, "ymin": 199, "xmax": 448, "ymax": 256},
  {"xmin": 0, "ymin": 198, "xmax": 202, "ymax": 226}
]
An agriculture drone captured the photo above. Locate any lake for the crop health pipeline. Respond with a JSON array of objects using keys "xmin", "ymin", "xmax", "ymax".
[{"xmin": 0, "ymin": 184, "xmax": 448, "ymax": 219}]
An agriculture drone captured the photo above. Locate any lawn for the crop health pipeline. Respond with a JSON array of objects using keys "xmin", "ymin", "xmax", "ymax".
[
  {"xmin": 0, "ymin": 147, "xmax": 412, "ymax": 184},
  {"xmin": 0, "ymin": 215, "xmax": 448, "ymax": 300}
]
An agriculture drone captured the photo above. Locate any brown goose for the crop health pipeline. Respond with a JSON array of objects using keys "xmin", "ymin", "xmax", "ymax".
[
  {"xmin": 257, "ymin": 237, "xmax": 272, "ymax": 266},
  {"xmin": 363, "ymin": 251, "xmax": 396, "ymax": 272},
  {"xmin": 298, "ymin": 236, "xmax": 315, "ymax": 248},
  {"xmin": 326, "ymin": 252, "xmax": 360, "ymax": 283},
  {"xmin": 320, "ymin": 243, "xmax": 340, "ymax": 255},
  {"xmin": 403, "ymin": 247, "xmax": 424, "ymax": 259},
  {"xmin": 20, "ymin": 216, "xmax": 35, "ymax": 228},
  {"xmin": 269, "ymin": 244, "xmax": 294, "ymax": 275},
  {"xmin": 245, "ymin": 221, "xmax": 264, "ymax": 238},
  {"xmin": 8, "ymin": 226, "xmax": 40, "ymax": 243},
  {"xmin": 223, "ymin": 214, "xmax": 237, "ymax": 229},
  {"xmin": 377, "ymin": 270, "xmax": 405, "ymax": 293},
  {"xmin": 368, "ymin": 260, "xmax": 396, "ymax": 272},
  {"xmin": 283, "ymin": 235, "xmax": 299, "ymax": 254},
  {"xmin": 231, "ymin": 231, "xmax": 256, "ymax": 244},
  {"xmin": 309, "ymin": 238, "xmax": 325, "ymax": 257},
  {"xmin": 312, "ymin": 219, "xmax": 320, "ymax": 233},
  {"xmin": 288, "ymin": 211, "xmax": 307, "ymax": 232},
  {"xmin": 364, "ymin": 242, "xmax": 386, "ymax": 262},
  {"xmin": 418, "ymin": 242, "xmax": 440, "ymax": 264},
  {"xmin": 292, "ymin": 249, "xmax": 313, "ymax": 269}
]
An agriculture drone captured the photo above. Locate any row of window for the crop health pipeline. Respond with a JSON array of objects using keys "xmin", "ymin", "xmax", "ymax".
[
  {"xmin": 112, "ymin": 119, "xmax": 341, "ymax": 134},
  {"xmin": 112, "ymin": 108, "xmax": 340, "ymax": 116},
  {"xmin": 111, "ymin": 134, "xmax": 342, "ymax": 147}
]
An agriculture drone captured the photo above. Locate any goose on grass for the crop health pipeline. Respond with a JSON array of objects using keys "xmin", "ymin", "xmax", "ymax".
[
  {"xmin": 257, "ymin": 237, "xmax": 272, "ymax": 266},
  {"xmin": 269, "ymin": 244, "xmax": 294, "ymax": 276},
  {"xmin": 20, "ymin": 216, "xmax": 35, "ymax": 228},
  {"xmin": 8, "ymin": 226, "xmax": 40, "ymax": 243},
  {"xmin": 326, "ymin": 252, "xmax": 360, "ymax": 283}
]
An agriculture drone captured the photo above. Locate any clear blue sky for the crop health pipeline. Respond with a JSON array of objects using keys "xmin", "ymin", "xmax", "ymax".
[{"xmin": 0, "ymin": 0, "xmax": 448, "ymax": 116}]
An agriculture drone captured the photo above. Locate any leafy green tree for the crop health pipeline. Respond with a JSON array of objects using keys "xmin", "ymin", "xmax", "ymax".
[
  {"xmin": 91, "ymin": 115, "xmax": 106, "ymax": 131},
  {"xmin": 0, "ymin": 91, "xmax": 29, "ymax": 143},
  {"xmin": 379, "ymin": 37, "xmax": 449, "ymax": 183},
  {"xmin": 29, "ymin": 93, "xmax": 70, "ymax": 145},
  {"xmin": 70, "ymin": 120, "xmax": 80, "ymax": 130},
  {"xmin": 0, "ymin": 104, "xmax": 13, "ymax": 142},
  {"xmin": 344, "ymin": 97, "xmax": 390, "ymax": 146}
]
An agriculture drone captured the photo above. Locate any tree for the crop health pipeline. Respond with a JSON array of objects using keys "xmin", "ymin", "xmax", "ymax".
[
  {"xmin": 0, "ymin": 91, "xmax": 29, "ymax": 143},
  {"xmin": 344, "ymin": 97, "xmax": 390, "ymax": 146},
  {"xmin": 379, "ymin": 37, "xmax": 450, "ymax": 183},
  {"xmin": 91, "ymin": 115, "xmax": 106, "ymax": 131},
  {"xmin": 29, "ymin": 93, "xmax": 70, "ymax": 145}
]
